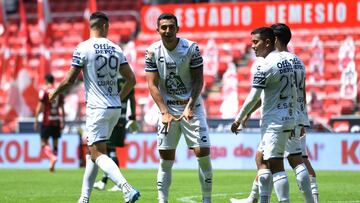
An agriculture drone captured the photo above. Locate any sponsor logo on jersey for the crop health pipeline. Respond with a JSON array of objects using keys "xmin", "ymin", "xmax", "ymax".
[{"xmin": 165, "ymin": 72, "xmax": 187, "ymax": 95}]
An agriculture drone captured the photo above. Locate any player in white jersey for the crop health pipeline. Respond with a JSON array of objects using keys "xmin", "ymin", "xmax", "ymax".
[
  {"xmin": 49, "ymin": 12, "xmax": 140, "ymax": 203},
  {"xmin": 230, "ymin": 24, "xmax": 318, "ymax": 203},
  {"xmin": 272, "ymin": 23, "xmax": 319, "ymax": 203},
  {"xmin": 231, "ymin": 27, "xmax": 296, "ymax": 203},
  {"xmin": 145, "ymin": 13, "xmax": 212, "ymax": 203}
]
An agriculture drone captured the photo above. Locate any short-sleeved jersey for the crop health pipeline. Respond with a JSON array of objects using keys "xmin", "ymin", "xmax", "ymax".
[
  {"xmin": 39, "ymin": 87, "xmax": 64, "ymax": 126},
  {"xmin": 145, "ymin": 38, "xmax": 204, "ymax": 115},
  {"xmin": 282, "ymin": 51, "xmax": 310, "ymax": 127},
  {"xmin": 72, "ymin": 37, "xmax": 128, "ymax": 108},
  {"xmin": 252, "ymin": 51, "xmax": 296, "ymax": 132}
]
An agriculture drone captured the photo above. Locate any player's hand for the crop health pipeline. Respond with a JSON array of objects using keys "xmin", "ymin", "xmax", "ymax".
[
  {"xmin": 178, "ymin": 106, "xmax": 193, "ymax": 121},
  {"xmin": 161, "ymin": 112, "xmax": 177, "ymax": 133},
  {"xmin": 231, "ymin": 121, "xmax": 242, "ymax": 135}
]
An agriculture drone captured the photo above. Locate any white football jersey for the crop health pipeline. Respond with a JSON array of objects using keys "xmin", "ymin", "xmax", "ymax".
[
  {"xmin": 282, "ymin": 51, "xmax": 310, "ymax": 127},
  {"xmin": 252, "ymin": 51, "xmax": 296, "ymax": 131},
  {"xmin": 72, "ymin": 37, "xmax": 128, "ymax": 108},
  {"xmin": 145, "ymin": 38, "xmax": 204, "ymax": 115}
]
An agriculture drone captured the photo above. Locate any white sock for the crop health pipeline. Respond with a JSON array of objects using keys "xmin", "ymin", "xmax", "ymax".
[
  {"xmin": 310, "ymin": 176, "xmax": 319, "ymax": 203},
  {"xmin": 95, "ymin": 154, "xmax": 128, "ymax": 193},
  {"xmin": 273, "ymin": 171, "xmax": 290, "ymax": 203},
  {"xmin": 157, "ymin": 159, "xmax": 174, "ymax": 202},
  {"xmin": 197, "ymin": 155, "xmax": 213, "ymax": 200},
  {"xmin": 257, "ymin": 169, "xmax": 272, "ymax": 203},
  {"xmin": 249, "ymin": 179, "xmax": 259, "ymax": 200},
  {"xmin": 294, "ymin": 164, "xmax": 314, "ymax": 203},
  {"xmin": 80, "ymin": 154, "xmax": 99, "ymax": 198}
]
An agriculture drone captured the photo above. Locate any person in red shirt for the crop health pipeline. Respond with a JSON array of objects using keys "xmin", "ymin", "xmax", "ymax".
[{"xmin": 34, "ymin": 73, "xmax": 65, "ymax": 172}]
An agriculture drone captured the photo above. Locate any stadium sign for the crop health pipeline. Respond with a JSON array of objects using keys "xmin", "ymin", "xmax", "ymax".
[
  {"xmin": 0, "ymin": 134, "xmax": 79, "ymax": 169},
  {"xmin": 141, "ymin": 0, "xmax": 360, "ymax": 33},
  {"xmin": 122, "ymin": 133, "xmax": 360, "ymax": 171}
]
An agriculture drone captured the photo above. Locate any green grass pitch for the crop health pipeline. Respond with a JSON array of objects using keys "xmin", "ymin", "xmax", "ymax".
[{"xmin": 0, "ymin": 169, "xmax": 359, "ymax": 202}]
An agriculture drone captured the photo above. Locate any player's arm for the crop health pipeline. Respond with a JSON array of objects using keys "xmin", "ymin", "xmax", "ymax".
[
  {"xmin": 235, "ymin": 88, "xmax": 262, "ymax": 123},
  {"xmin": 187, "ymin": 66, "xmax": 203, "ymax": 110},
  {"xmin": 119, "ymin": 63, "xmax": 136, "ymax": 101},
  {"xmin": 34, "ymin": 101, "xmax": 44, "ymax": 130},
  {"xmin": 146, "ymin": 71, "xmax": 168, "ymax": 115},
  {"xmin": 49, "ymin": 67, "xmax": 81, "ymax": 102},
  {"xmin": 182, "ymin": 43, "xmax": 204, "ymax": 120},
  {"xmin": 243, "ymin": 99, "xmax": 262, "ymax": 127},
  {"xmin": 128, "ymin": 90, "xmax": 136, "ymax": 120}
]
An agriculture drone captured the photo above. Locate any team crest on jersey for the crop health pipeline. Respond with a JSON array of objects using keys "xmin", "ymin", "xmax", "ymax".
[{"xmin": 165, "ymin": 72, "xmax": 187, "ymax": 95}]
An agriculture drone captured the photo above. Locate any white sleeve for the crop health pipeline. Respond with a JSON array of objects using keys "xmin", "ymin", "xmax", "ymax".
[{"xmin": 235, "ymin": 87, "xmax": 262, "ymax": 123}]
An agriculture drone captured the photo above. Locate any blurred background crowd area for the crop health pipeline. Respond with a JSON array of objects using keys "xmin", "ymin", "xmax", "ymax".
[{"xmin": 0, "ymin": 0, "xmax": 359, "ymax": 134}]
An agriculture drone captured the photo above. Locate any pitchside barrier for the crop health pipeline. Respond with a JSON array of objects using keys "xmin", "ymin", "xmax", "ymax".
[{"xmin": 0, "ymin": 133, "xmax": 359, "ymax": 171}]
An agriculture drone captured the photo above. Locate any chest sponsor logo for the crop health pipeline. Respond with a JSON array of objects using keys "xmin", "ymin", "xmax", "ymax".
[{"xmin": 165, "ymin": 72, "xmax": 187, "ymax": 95}]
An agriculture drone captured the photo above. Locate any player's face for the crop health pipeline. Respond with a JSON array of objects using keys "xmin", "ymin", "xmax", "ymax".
[
  {"xmin": 251, "ymin": 34, "xmax": 268, "ymax": 57},
  {"xmin": 157, "ymin": 19, "xmax": 178, "ymax": 44}
]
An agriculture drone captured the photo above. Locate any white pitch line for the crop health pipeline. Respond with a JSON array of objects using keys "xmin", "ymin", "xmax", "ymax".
[{"xmin": 177, "ymin": 192, "xmax": 246, "ymax": 203}]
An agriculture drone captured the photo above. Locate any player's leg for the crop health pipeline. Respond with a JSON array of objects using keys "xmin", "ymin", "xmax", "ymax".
[
  {"xmin": 301, "ymin": 134, "xmax": 319, "ymax": 203},
  {"xmin": 286, "ymin": 126, "xmax": 313, "ymax": 203},
  {"xmin": 93, "ymin": 146, "xmax": 113, "ymax": 190},
  {"xmin": 264, "ymin": 131, "xmax": 290, "ymax": 203},
  {"xmin": 40, "ymin": 126, "xmax": 57, "ymax": 172},
  {"xmin": 193, "ymin": 147, "xmax": 212, "ymax": 203},
  {"xmin": 182, "ymin": 113, "xmax": 212, "ymax": 203},
  {"xmin": 84, "ymin": 108, "xmax": 139, "ymax": 202},
  {"xmin": 108, "ymin": 121, "xmax": 126, "ymax": 192},
  {"xmin": 78, "ymin": 151, "xmax": 99, "ymax": 203},
  {"xmin": 49, "ymin": 126, "xmax": 61, "ymax": 172},
  {"xmin": 158, "ymin": 150, "xmax": 175, "ymax": 203},
  {"xmin": 156, "ymin": 119, "xmax": 181, "ymax": 203}
]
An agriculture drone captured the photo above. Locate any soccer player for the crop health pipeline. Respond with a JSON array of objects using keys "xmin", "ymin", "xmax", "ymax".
[
  {"xmin": 48, "ymin": 12, "xmax": 140, "ymax": 203},
  {"xmin": 231, "ymin": 24, "xmax": 319, "ymax": 203},
  {"xmin": 145, "ymin": 13, "xmax": 213, "ymax": 203},
  {"xmin": 231, "ymin": 27, "xmax": 296, "ymax": 203},
  {"xmin": 93, "ymin": 75, "xmax": 138, "ymax": 192},
  {"xmin": 34, "ymin": 73, "xmax": 64, "ymax": 172},
  {"xmin": 272, "ymin": 23, "xmax": 319, "ymax": 203}
]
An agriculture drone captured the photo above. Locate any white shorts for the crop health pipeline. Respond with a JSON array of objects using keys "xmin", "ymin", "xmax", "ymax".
[
  {"xmin": 284, "ymin": 126, "xmax": 302, "ymax": 157},
  {"xmin": 156, "ymin": 112, "xmax": 210, "ymax": 150},
  {"xmin": 86, "ymin": 107, "xmax": 121, "ymax": 145},
  {"xmin": 301, "ymin": 133, "xmax": 307, "ymax": 157},
  {"xmin": 260, "ymin": 129, "xmax": 291, "ymax": 160}
]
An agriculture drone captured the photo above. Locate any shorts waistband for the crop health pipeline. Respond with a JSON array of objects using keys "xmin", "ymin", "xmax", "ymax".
[{"xmin": 107, "ymin": 106, "xmax": 121, "ymax": 109}]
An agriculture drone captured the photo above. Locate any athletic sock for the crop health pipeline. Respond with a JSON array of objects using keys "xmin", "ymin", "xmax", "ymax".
[
  {"xmin": 257, "ymin": 169, "xmax": 272, "ymax": 203},
  {"xmin": 197, "ymin": 155, "xmax": 213, "ymax": 200},
  {"xmin": 310, "ymin": 176, "xmax": 319, "ymax": 203},
  {"xmin": 273, "ymin": 171, "xmax": 290, "ymax": 203},
  {"xmin": 80, "ymin": 154, "xmax": 99, "ymax": 199},
  {"xmin": 95, "ymin": 154, "xmax": 128, "ymax": 193},
  {"xmin": 294, "ymin": 163, "xmax": 314, "ymax": 203},
  {"xmin": 248, "ymin": 178, "xmax": 259, "ymax": 201},
  {"xmin": 157, "ymin": 159, "xmax": 174, "ymax": 202}
]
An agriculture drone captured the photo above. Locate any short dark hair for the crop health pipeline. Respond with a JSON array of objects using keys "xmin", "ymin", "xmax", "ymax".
[
  {"xmin": 251, "ymin": 27, "xmax": 275, "ymax": 45},
  {"xmin": 45, "ymin": 73, "xmax": 54, "ymax": 84},
  {"xmin": 90, "ymin": 12, "xmax": 109, "ymax": 29},
  {"xmin": 270, "ymin": 23, "xmax": 292, "ymax": 46},
  {"xmin": 157, "ymin": 13, "xmax": 178, "ymax": 27}
]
